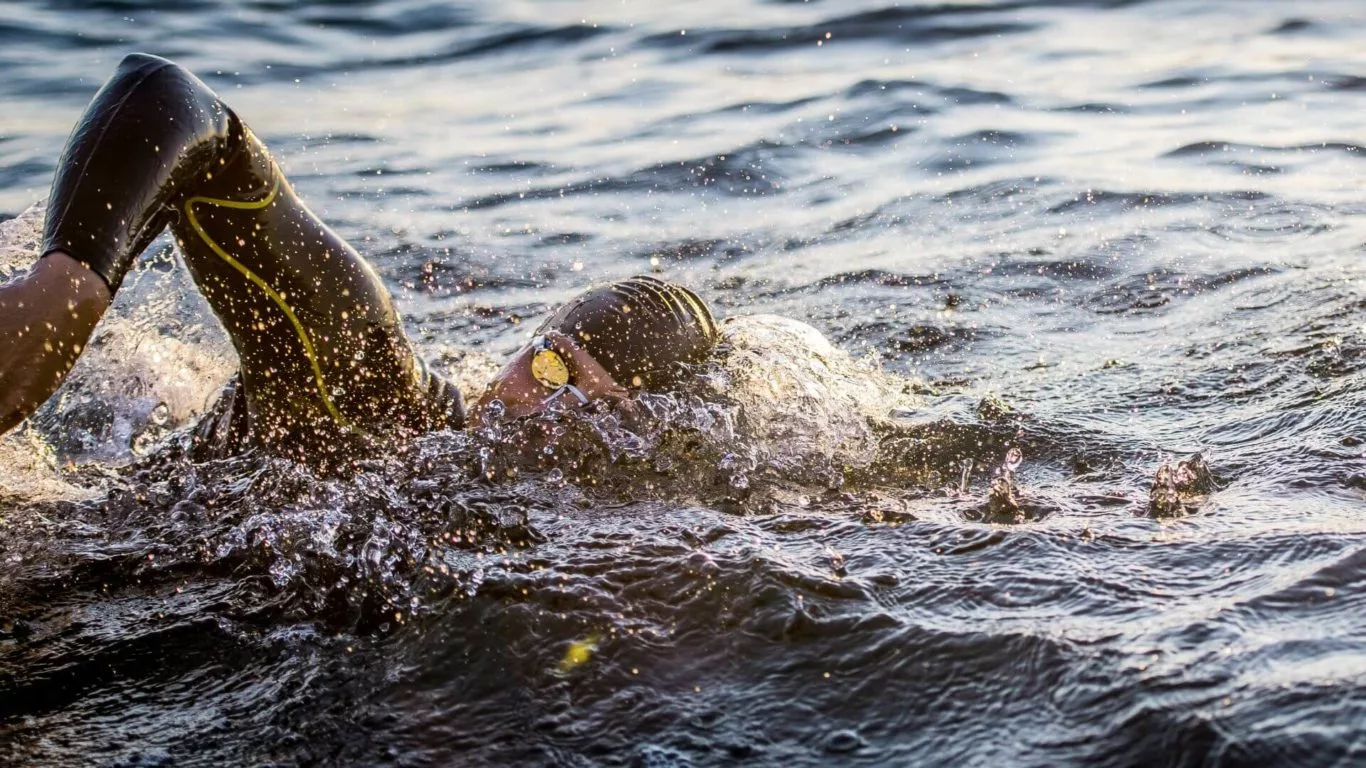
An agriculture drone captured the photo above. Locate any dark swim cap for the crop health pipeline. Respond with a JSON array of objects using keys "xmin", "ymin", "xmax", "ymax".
[{"xmin": 538, "ymin": 276, "xmax": 719, "ymax": 390}]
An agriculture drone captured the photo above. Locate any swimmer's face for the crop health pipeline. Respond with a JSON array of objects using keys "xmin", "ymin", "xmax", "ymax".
[{"xmin": 471, "ymin": 330, "xmax": 628, "ymax": 427}]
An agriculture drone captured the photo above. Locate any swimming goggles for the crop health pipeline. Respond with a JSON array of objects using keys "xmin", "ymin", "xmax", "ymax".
[
  {"xmin": 530, "ymin": 335, "xmax": 571, "ymax": 389},
  {"xmin": 542, "ymin": 382, "xmax": 590, "ymax": 407},
  {"xmin": 527, "ymin": 335, "xmax": 590, "ymax": 406}
]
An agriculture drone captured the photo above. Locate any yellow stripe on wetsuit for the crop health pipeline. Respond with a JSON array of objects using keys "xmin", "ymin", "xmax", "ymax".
[{"xmin": 183, "ymin": 177, "xmax": 357, "ymax": 433}]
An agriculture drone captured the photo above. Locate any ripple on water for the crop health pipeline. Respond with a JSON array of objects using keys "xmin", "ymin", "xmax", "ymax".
[
  {"xmin": 641, "ymin": 6, "xmax": 1039, "ymax": 55},
  {"xmin": 6, "ymin": 0, "xmax": 1366, "ymax": 764}
]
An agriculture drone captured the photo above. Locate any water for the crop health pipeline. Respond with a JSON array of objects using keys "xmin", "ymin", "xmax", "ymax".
[{"xmin": 3, "ymin": 0, "xmax": 1366, "ymax": 764}]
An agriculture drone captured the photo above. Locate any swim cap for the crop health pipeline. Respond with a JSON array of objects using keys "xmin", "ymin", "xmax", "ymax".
[{"xmin": 537, "ymin": 276, "xmax": 719, "ymax": 390}]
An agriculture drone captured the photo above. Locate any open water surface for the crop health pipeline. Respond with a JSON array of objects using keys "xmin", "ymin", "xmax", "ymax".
[{"xmin": 3, "ymin": 0, "xmax": 1366, "ymax": 765}]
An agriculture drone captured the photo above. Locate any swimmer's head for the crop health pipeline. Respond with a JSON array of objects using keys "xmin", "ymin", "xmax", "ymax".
[
  {"xmin": 539, "ymin": 276, "xmax": 719, "ymax": 389},
  {"xmin": 472, "ymin": 276, "xmax": 718, "ymax": 424}
]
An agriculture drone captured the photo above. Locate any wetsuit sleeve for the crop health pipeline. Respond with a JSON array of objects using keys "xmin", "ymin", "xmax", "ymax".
[
  {"xmin": 42, "ymin": 53, "xmax": 464, "ymax": 456},
  {"xmin": 42, "ymin": 53, "xmax": 230, "ymax": 292}
]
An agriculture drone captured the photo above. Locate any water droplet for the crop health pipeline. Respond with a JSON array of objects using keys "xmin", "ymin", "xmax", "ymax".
[{"xmin": 1004, "ymin": 446, "xmax": 1023, "ymax": 472}]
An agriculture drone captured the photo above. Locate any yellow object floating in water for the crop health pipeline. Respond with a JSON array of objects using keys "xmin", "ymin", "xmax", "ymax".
[
  {"xmin": 557, "ymin": 632, "xmax": 601, "ymax": 674},
  {"xmin": 532, "ymin": 348, "xmax": 570, "ymax": 389}
]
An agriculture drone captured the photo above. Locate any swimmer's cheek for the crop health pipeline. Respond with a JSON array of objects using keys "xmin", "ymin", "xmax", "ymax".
[
  {"xmin": 470, "ymin": 384, "xmax": 541, "ymax": 427},
  {"xmin": 474, "ymin": 361, "xmax": 547, "ymax": 425}
]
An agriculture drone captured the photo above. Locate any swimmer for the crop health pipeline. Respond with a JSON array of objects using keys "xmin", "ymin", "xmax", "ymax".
[{"xmin": 0, "ymin": 53, "xmax": 718, "ymax": 461}]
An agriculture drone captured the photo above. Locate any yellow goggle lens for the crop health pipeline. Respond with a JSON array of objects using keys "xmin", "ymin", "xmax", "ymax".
[{"xmin": 531, "ymin": 348, "xmax": 570, "ymax": 389}]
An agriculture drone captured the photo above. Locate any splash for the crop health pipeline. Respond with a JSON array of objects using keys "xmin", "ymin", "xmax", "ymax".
[
  {"xmin": 0, "ymin": 204, "xmax": 236, "ymax": 485},
  {"xmin": 1148, "ymin": 452, "xmax": 1217, "ymax": 517},
  {"xmin": 464, "ymin": 312, "xmax": 946, "ymax": 510},
  {"xmin": 0, "ymin": 204, "xmax": 497, "ymax": 507},
  {"xmin": 701, "ymin": 314, "xmax": 923, "ymax": 488}
]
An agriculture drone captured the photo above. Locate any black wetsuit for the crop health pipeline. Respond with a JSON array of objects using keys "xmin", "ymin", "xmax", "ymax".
[{"xmin": 42, "ymin": 53, "xmax": 463, "ymax": 459}]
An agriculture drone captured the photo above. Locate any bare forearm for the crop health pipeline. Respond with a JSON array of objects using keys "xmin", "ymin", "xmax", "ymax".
[{"xmin": 0, "ymin": 252, "xmax": 110, "ymax": 434}]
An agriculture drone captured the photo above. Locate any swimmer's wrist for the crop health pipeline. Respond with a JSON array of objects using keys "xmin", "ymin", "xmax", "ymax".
[{"xmin": 37, "ymin": 250, "xmax": 114, "ymax": 299}]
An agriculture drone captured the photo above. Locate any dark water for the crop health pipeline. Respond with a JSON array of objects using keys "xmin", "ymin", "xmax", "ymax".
[{"xmin": 4, "ymin": 0, "xmax": 1366, "ymax": 765}]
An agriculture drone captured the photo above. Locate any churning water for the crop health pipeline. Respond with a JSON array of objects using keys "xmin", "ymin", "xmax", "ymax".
[{"xmin": 3, "ymin": 0, "xmax": 1366, "ymax": 765}]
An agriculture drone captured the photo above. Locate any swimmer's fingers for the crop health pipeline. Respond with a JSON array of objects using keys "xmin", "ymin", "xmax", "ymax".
[{"xmin": 542, "ymin": 331, "xmax": 628, "ymax": 400}]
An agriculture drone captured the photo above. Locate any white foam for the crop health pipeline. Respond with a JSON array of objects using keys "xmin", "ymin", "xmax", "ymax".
[
  {"xmin": 704, "ymin": 314, "xmax": 919, "ymax": 483},
  {"xmin": 0, "ymin": 203, "xmax": 236, "ymax": 501}
]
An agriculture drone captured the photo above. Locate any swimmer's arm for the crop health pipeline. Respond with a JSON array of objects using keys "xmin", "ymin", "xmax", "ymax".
[{"xmin": 0, "ymin": 251, "xmax": 110, "ymax": 435}]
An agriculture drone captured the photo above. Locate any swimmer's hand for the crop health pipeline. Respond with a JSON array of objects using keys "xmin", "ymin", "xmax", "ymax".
[
  {"xmin": 0, "ymin": 252, "xmax": 111, "ymax": 435},
  {"xmin": 472, "ymin": 330, "xmax": 629, "ymax": 427}
]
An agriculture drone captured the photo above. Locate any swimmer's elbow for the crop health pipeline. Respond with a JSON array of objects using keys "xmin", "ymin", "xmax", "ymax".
[
  {"xmin": 112, "ymin": 53, "xmax": 197, "ymax": 97},
  {"xmin": 117, "ymin": 52, "xmax": 176, "ymax": 76},
  {"xmin": 110, "ymin": 53, "xmax": 234, "ymax": 135},
  {"xmin": 116, "ymin": 53, "xmax": 201, "ymax": 90}
]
